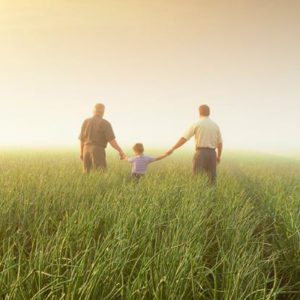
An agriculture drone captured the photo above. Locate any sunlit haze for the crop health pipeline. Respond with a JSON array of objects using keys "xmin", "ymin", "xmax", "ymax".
[{"xmin": 0, "ymin": 0, "xmax": 299, "ymax": 152}]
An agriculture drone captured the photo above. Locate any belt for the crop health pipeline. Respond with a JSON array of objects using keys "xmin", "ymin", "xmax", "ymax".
[
  {"xmin": 84, "ymin": 143, "xmax": 106, "ymax": 150},
  {"xmin": 84, "ymin": 143, "xmax": 106, "ymax": 148},
  {"xmin": 196, "ymin": 147, "xmax": 215, "ymax": 151}
]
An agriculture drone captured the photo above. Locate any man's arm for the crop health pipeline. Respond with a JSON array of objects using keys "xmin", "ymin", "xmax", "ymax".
[
  {"xmin": 216, "ymin": 127, "xmax": 223, "ymax": 163},
  {"xmin": 217, "ymin": 143, "xmax": 223, "ymax": 163},
  {"xmin": 166, "ymin": 137, "xmax": 187, "ymax": 155},
  {"xmin": 109, "ymin": 139, "xmax": 125, "ymax": 159},
  {"xmin": 80, "ymin": 141, "xmax": 84, "ymax": 160},
  {"xmin": 167, "ymin": 123, "xmax": 194, "ymax": 155},
  {"xmin": 79, "ymin": 120, "xmax": 86, "ymax": 160},
  {"xmin": 105, "ymin": 122, "xmax": 125, "ymax": 159}
]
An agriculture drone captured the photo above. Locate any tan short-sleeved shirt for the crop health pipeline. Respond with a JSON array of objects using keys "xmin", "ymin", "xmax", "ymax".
[
  {"xmin": 79, "ymin": 116, "xmax": 115, "ymax": 148},
  {"xmin": 183, "ymin": 117, "xmax": 222, "ymax": 149}
]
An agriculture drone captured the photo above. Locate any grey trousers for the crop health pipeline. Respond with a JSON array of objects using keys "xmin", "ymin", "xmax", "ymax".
[
  {"xmin": 83, "ymin": 145, "xmax": 107, "ymax": 173},
  {"xmin": 193, "ymin": 148, "xmax": 217, "ymax": 183}
]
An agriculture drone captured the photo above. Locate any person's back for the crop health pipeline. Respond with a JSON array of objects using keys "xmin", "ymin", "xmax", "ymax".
[
  {"xmin": 129, "ymin": 155, "xmax": 155, "ymax": 175},
  {"xmin": 167, "ymin": 104, "xmax": 223, "ymax": 184},
  {"xmin": 80, "ymin": 116, "xmax": 114, "ymax": 148},
  {"xmin": 79, "ymin": 103, "xmax": 125, "ymax": 173},
  {"xmin": 191, "ymin": 117, "xmax": 222, "ymax": 150},
  {"xmin": 123, "ymin": 143, "xmax": 169, "ymax": 180}
]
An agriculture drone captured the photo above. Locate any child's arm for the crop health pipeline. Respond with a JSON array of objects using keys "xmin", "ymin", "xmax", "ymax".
[
  {"xmin": 153, "ymin": 152, "xmax": 170, "ymax": 162},
  {"xmin": 122, "ymin": 155, "xmax": 133, "ymax": 163}
]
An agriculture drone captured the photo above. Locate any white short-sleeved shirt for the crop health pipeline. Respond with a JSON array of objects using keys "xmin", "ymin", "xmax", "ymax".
[
  {"xmin": 128, "ymin": 155, "xmax": 156, "ymax": 174},
  {"xmin": 183, "ymin": 117, "xmax": 222, "ymax": 149}
]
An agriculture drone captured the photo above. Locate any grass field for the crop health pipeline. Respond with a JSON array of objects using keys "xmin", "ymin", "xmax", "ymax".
[{"xmin": 0, "ymin": 150, "xmax": 299, "ymax": 299}]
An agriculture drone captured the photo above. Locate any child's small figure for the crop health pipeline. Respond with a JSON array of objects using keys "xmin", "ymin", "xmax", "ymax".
[{"xmin": 123, "ymin": 143, "xmax": 169, "ymax": 180}]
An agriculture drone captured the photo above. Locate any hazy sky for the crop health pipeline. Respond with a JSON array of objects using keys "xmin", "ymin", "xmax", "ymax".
[{"xmin": 0, "ymin": 0, "xmax": 299, "ymax": 151}]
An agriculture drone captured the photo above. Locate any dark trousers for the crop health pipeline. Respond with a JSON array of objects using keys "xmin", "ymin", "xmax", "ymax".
[
  {"xmin": 83, "ymin": 145, "xmax": 107, "ymax": 173},
  {"xmin": 193, "ymin": 148, "xmax": 217, "ymax": 183},
  {"xmin": 132, "ymin": 173, "xmax": 144, "ymax": 181}
]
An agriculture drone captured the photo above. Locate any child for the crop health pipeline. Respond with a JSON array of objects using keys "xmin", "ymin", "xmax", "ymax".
[{"xmin": 123, "ymin": 143, "xmax": 169, "ymax": 180}]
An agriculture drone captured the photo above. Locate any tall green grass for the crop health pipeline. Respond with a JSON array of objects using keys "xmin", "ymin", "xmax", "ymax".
[{"xmin": 0, "ymin": 150, "xmax": 299, "ymax": 299}]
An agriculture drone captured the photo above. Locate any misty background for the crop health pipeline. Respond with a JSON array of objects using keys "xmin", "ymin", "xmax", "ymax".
[{"xmin": 0, "ymin": 0, "xmax": 299, "ymax": 153}]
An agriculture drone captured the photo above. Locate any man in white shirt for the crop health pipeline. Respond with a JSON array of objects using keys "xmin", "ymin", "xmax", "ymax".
[{"xmin": 167, "ymin": 105, "xmax": 223, "ymax": 183}]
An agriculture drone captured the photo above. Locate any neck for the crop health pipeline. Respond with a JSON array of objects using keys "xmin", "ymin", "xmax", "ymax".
[{"xmin": 94, "ymin": 113, "xmax": 103, "ymax": 117}]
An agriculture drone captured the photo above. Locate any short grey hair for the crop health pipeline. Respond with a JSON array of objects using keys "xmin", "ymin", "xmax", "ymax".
[{"xmin": 199, "ymin": 105, "xmax": 210, "ymax": 116}]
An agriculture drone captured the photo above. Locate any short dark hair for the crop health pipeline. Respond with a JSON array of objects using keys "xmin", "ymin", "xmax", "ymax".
[
  {"xmin": 133, "ymin": 143, "xmax": 144, "ymax": 154},
  {"xmin": 199, "ymin": 105, "xmax": 210, "ymax": 116}
]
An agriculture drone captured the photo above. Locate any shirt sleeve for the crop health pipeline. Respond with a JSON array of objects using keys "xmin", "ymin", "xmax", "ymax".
[
  {"xmin": 79, "ymin": 120, "xmax": 87, "ymax": 141},
  {"xmin": 127, "ymin": 157, "xmax": 135, "ymax": 163},
  {"xmin": 104, "ymin": 122, "xmax": 116, "ymax": 142},
  {"xmin": 183, "ymin": 124, "xmax": 195, "ymax": 140},
  {"xmin": 146, "ymin": 156, "xmax": 156, "ymax": 163}
]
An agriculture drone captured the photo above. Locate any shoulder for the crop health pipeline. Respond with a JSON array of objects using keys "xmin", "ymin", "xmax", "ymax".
[
  {"xmin": 144, "ymin": 156, "xmax": 155, "ymax": 162},
  {"xmin": 82, "ymin": 117, "xmax": 92, "ymax": 125},
  {"xmin": 102, "ymin": 118, "xmax": 111, "ymax": 125},
  {"xmin": 191, "ymin": 120, "xmax": 202, "ymax": 129},
  {"xmin": 185, "ymin": 121, "xmax": 198, "ymax": 130},
  {"xmin": 101, "ymin": 118, "xmax": 113, "ymax": 128},
  {"xmin": 210, "ymin": 118, "xmax": 220, "ymax": 128}
]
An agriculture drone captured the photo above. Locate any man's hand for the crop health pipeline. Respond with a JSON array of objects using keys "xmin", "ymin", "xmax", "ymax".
[
  {"xmin": 120, "ymin": 152, "xmax": 129, "ymax": 161},
  {"xmin": 80, "ymin": 154, "xmax": 83, "ymax": 161},
  {"xmin": 217, "ymin": 157, "xmax": 221, "ymax": 164},
  {"xmin": 119, "ymin": 152, "xmax": 126, "ymax": 160}
]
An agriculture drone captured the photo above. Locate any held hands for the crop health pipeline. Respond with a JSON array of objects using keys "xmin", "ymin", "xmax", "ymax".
[
  {"xmin": 117, "ymin": 148, "xmax": 173, "ymax": 162},
  {"xmin": 119, "ymin": 152, "xmax": 127, "ymax": 160}
]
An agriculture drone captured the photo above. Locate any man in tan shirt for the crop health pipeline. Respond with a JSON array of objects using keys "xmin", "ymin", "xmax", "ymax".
[
  {"xmin": 167, "ymin": 105, "xmax": 223, "ymax": 183},
  {"xmin": 79, "ymin": 103, "xmax": 125, "ymax": 172}
]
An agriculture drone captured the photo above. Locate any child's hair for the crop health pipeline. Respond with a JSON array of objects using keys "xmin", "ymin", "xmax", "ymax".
[{"xmin": 133, "ymin": 143, "xmax": 144, "ymax": 154}]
